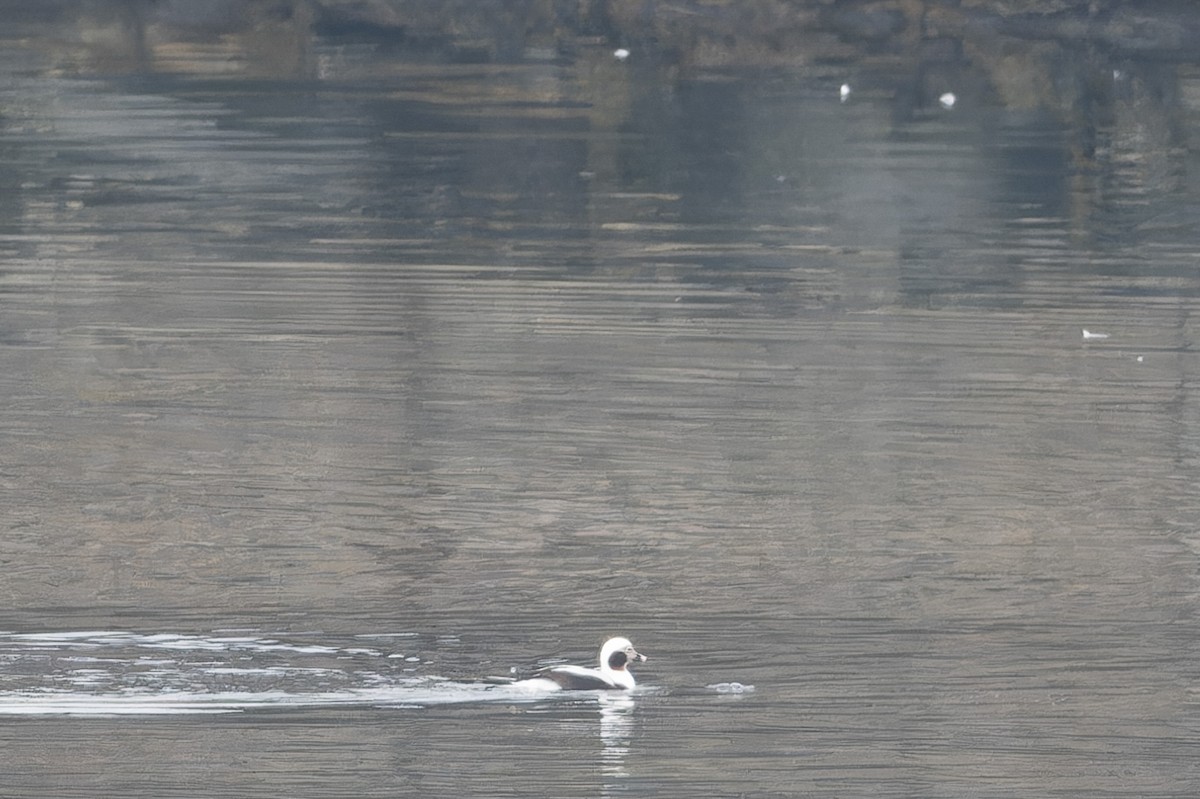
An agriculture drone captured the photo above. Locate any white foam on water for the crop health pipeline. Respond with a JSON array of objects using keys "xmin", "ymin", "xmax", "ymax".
[
  {"xmin": 707, "ymin": 682, "xmax": 755, "ymax": 694},
  {"xmin": 0, "ymin": 678, "xmax": 574, "ymax": 716}
]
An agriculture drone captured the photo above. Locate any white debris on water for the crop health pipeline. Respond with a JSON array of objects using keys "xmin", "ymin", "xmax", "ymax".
[{"xmin": 708, "ymin": 682, "xmax": 754, "ymax": 694}]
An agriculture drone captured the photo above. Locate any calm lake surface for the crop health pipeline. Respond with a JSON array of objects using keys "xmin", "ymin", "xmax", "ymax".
[{"xmin": 1, "ymin": 31, "xmax": 1199, "ymax": 799}]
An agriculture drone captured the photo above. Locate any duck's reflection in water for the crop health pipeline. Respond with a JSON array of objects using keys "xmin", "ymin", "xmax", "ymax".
[{"xmin": 598, "ymin": 693, "xmax": 636, "ymax": 795}]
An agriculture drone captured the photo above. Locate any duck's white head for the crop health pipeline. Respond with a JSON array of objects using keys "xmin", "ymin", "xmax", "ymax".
[{"xmin": 599, "ymin": 636, "xmax": 646, "ymax": 677}]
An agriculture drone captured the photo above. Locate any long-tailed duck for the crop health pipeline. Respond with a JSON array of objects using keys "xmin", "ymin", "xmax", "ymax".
[{"xmin": 527, "ymin": 637, "xmax": 646, "ymax": 691}]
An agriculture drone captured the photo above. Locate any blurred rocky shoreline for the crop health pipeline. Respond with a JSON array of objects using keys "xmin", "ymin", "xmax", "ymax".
[
  {"xmin": 4, "ymin": 1, "xmax": 1200, "ymax": 76},
  {"xmin": 3, "ymin": 0, "xmax": 1199, "ymax": 173}
]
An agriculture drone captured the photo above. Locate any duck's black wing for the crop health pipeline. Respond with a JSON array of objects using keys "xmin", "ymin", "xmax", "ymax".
[{"xmin": 537, "ymin": 665, "xmax": 621, "ymax": 690}]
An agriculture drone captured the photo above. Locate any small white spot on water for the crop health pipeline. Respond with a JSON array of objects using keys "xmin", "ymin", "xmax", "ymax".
[{"xmin": 708, "ymin": 682, "xmax": 755, "ymax": 694}]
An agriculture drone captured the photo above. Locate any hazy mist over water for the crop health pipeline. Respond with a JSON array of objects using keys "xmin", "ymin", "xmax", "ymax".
[{"xmin": 1, "ymin": 5, "xmax": 1199, "ymax": 797}]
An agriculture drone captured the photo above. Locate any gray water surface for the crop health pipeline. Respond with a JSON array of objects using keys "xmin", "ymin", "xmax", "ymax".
[{"xmin": 1, "ymin": 35, "xmax": 1198, "ymax": 799}]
